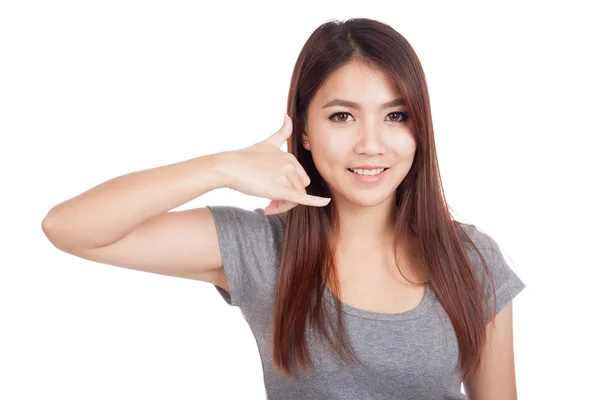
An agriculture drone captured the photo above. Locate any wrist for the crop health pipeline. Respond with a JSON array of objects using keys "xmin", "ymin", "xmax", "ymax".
[{"xmin": 208, "ymin": 151, "xmax": 239, "ymax": 191}]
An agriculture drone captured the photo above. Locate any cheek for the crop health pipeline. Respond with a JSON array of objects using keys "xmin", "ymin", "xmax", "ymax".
[
  {"xmin": 392, "ymin": 135, "xmax": 417, "ymax": 157},
  {"xmin": 309, "ymin": 135, "xmax": 348, "ymax": 167}
]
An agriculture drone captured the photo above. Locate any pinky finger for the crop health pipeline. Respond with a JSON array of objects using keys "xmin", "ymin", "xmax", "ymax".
[{"xmin": 264, "ymin": 199, "xmax": 298, "ymax": 215}]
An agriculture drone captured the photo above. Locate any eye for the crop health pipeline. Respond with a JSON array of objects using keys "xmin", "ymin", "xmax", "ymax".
[
  {"xmin": 386, "ymin": 111, "xmax": 409, "ymax": 123},
  {"xmin": 328, "ymin": 112, "xmax": 354, "ymax": 123}
]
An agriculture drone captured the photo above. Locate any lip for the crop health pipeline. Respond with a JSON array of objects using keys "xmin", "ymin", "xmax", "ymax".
[
  {"xmin": 349, "ymin": 165, "xmax": 388, "ymax": 169},
  {"xmin": 347, "ymin": 167, "xmax": 389, "ymax": 184}
]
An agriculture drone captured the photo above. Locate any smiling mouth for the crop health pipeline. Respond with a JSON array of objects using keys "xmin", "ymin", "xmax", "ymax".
[{"xmin": 347, "ymin": 167, "xmax": 389, "ymax": 176}]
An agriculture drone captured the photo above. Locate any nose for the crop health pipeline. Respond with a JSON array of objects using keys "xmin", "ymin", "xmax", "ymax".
[{"xmin": 354, "ymin": 121, "xmax": 386, "ymax": 155}]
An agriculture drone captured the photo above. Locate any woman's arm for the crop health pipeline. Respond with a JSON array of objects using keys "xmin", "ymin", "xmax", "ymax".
[
  {"xmin": 463, "ymin": 301, "xmax": 519, "ymax": 400},
  {"xmin": 42, "ymin": 152, "xmax": 231, "ymax": 250},
  {"xmin": 41, "ymin": 153, "xmax": 235, "ymax": 284}
]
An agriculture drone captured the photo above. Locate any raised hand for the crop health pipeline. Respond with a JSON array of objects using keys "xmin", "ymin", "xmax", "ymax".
[{"xmin": 222, "ymin": 114, "xmax": 330, "ymax": 215}]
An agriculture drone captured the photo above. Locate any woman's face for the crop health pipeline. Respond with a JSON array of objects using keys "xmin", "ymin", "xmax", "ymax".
[{"xmin": 303, "ymin": 60, "xmax": 417, "ymax": 209}]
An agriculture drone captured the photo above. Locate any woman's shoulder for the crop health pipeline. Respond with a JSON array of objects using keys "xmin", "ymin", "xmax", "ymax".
[
  {"xmin": 455, "ymin": 221, "xmax": 524, "ymax": 286},
  {"xmin": 455, "ymin": 221, "xmax": 499, "ymax": 252},
  {"xmin": 205, "ymin": 205, "xmax": 287, "ymax": 309},
  {"xmin": 454, "ymin": 221, "xmax": 526, "ymax": 323},
  {"xmin": 206, "ymin": 205, "xmax": 287, "ymax": 244}
]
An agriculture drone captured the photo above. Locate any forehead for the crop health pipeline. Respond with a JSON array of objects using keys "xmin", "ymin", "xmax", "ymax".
[{"xmin": 311, "ymin": 61, "xmax": 402, "ymax": 106}]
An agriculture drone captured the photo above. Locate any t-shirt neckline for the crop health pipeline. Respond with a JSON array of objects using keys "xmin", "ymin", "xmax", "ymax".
[{"xmin": 321, "ymin": 282, "xmax": 435, "ymax": 322}]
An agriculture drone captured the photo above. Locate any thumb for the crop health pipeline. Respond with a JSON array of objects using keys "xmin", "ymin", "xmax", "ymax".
[{"xmin": 264, "ymin": 113, "xmax": 293, "ymax": 148}]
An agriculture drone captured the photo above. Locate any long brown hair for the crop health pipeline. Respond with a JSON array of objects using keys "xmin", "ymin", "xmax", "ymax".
[{"xmin": 271, "ymin": 17, "xmax": 497, "ymax": 382}]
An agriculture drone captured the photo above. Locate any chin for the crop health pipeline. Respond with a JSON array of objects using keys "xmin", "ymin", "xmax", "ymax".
[{"xmin": 340, "ymin": 190, "xmax": 396, "ymax": 208}]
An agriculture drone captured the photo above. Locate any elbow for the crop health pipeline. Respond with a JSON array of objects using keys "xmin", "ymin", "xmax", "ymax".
[{"xmin": 41, "ymin": 209, "xmax": 69, "ymax": 250}]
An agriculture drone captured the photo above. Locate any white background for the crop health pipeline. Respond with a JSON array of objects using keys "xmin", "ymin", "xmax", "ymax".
[{"xmin": 2, "ymin": 0, "xmax": 598, "ymax": 398}]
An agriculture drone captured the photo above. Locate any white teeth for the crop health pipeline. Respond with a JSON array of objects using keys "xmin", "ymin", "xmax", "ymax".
[{"xmin": 349, "ymin": 168, "xmax": 386, "ymax": 176}]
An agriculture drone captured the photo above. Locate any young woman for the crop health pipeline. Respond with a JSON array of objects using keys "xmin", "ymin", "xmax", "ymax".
[{"xmin": 42, "ymin": 18, "xmax": 526, "ymax": 399}]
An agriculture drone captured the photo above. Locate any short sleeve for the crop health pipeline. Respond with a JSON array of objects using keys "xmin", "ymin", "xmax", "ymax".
[
  {"xmin": 206, "ymin": 205, "xmax": 285, "ymax": 309},
  {"xmin": 463, "ymin": 225, "xmax": 527, "ymax": 324}
]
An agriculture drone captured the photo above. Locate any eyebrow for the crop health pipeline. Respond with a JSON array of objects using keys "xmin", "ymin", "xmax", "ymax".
[{"xmin": 322, "ymin": 97, "xmax": 406, "ymax": 109}]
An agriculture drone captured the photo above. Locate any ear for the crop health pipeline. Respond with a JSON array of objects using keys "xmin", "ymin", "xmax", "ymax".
[{"xmin": 301, "ymin": 131, "xmax": 311, "ymax": 151}]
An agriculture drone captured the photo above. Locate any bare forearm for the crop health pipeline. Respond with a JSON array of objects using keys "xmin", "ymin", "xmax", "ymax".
[{"xmin": 42, "ymin": 152, "xmax": 232, "ymax": 250}]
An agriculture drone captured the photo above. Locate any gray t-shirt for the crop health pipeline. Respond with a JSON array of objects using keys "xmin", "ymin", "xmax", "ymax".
[{"xmin": 207, "ymin": 205, "xmax": 526, "ymax": 399}]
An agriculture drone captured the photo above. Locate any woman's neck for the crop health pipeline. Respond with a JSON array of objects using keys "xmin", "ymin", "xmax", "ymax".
[
  {"xmin": 333, "ymin": 195, "xmax": 397, "ymax": 246},
  {"xmin": 330, "ymin": 195, "xmax": 425, "ymax": 281}
]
